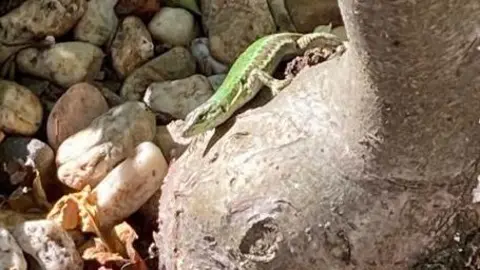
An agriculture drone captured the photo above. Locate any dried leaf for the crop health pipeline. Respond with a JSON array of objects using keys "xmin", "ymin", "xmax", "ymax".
[
  {"xmin": 47, "ymin": 185, "xmax": 100, "ymax": 235},
  {"xmin": 31, "ymin": 170, "xmax": 52, "ymax": 210},
  {"xmin": 7, "ymin": 186, "xmax": 37, "ymax": 212},
  {"xmin": 114, "ymin": 222, "xmax": 147, "ymax": 270},
  {"xmin": 82, "ymin": 238, "xmax": 126, "ymax": 264},
  {"xmin": 81, "ymin": 223, "xmax": 147, "ymax": 270},
  {"xmin": 47, "ymin": 188, "xmax": 147, "ymax": 270},
  {"xmin": 6, "ymin": 170, "xmax": 51, "ymax": 213}
]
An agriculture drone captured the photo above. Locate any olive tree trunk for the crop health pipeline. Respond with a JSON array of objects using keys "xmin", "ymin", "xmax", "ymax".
[{"xmin": 155, "ymin": 1, "xmax": 480, "ymax": 269}]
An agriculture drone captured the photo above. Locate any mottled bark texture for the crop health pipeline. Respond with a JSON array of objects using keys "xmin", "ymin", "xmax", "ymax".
[{"xmin": 155, "ymin": 1, "xmax": 480, "ymax": 269}]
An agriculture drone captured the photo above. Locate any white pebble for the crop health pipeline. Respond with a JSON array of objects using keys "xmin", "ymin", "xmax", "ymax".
[
  {"xmin": 0, "ymin": 226, "xmax": 27, "ymax": 270},
  {"xmin": 148, "ymin": 7, "xmax": 197, "ymax": 46},
  {"xmin": 13, "ymin": 220, "xmax": 83, "ymax": 270},
  {"xmin": 143, "ymin": 74, "xmax": 214, "ymax": 119},
  {"xmin": 93, "ymin": 141, "xmax": 168, "ymax": 229}
]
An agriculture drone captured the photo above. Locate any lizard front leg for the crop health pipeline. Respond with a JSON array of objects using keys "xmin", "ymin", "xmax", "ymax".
[{"xmin": 250, "ymin": 68, "xmax": 293, "ymax": 96}]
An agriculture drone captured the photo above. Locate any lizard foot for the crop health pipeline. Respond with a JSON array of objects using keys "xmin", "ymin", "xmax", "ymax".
[{"xmin": 251, "ymin": 68, "xmax": 292, "ymax": 96}]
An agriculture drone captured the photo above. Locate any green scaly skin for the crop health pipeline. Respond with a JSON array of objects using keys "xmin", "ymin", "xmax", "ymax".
[{"xmin": 181, "ymin": 32, "xmax": 343, "ymax": 137}]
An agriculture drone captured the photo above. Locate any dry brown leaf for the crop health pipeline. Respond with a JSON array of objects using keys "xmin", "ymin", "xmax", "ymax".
[
  {"xmin": 47, "ymin": 185, "xmax": 100, "ymax": 235},
  {"xmin": 7, "ymin": 186, "xmax": 36, "ymax": 212},
  {"xmin": 47, "ymin": 188, "xmax": 147, "ymax": 270},
  {"xmin": 80, "ymin": 223, "xmax": 147, "ymax": 270},
  {"xmin": 82, "ymin": 238, "xmax": 126, "ymax": 264},
  {"xmin": 113, "ymin": 222, "xmax": 147, "ymax": 270},
  {"xmin": 31, "ymin": 170, "xmax": 52, "ymax": 210},
  {"xmin": 7, "ymin": 170, "xmax": 51, "ymax": 213}
]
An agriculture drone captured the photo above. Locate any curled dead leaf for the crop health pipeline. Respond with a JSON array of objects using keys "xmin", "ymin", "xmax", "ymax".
[
  {"xmin": 31, "ymin": 170, "xmax": 52, "ymax": 210},
  {"xmin": 47, "ymin": 186, "xmax": 100, "ymax": 234},
  {"xmin": 80, "ymin": 222, "xmax": 147, "ymax": 270},
  {"xmin": 7, "ymin": 170, "xmax": 51, "ymax": 213}
]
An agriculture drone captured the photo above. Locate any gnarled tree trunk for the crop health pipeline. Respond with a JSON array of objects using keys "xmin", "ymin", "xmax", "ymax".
[{"xmin": 155, "ymin": 1, "xmax": 480, "ymax": 269}]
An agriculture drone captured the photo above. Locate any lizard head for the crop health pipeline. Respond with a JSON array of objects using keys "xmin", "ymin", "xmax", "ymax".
[{"xmin": 181, "ymin": 101, "xmax": 227, "ymax": 138}]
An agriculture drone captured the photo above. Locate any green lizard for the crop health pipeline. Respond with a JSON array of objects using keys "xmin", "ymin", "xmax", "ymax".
[{"xmin": 181, "ymin": 32, "xmax": 344, "ymax": 137}]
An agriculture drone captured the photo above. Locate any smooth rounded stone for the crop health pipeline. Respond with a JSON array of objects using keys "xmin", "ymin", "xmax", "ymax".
[
  {"xmin": 153, "ymin": 125, "xmax": 188, "ymax": 162},
  {"xmin": 16, "ymin": 42, "xmax": 105, "ymax": 88},
  {"xmin": 0, "ymin": 80, "xmax": 43, "ymax": 136},
  {"xmin": 268, "ymin": 0, "xmax": 297, "ymax": 32},
  {"xmin": 143, "ymin": 74, "xmax": 213, "ymax": 119},
  {"xmin": 111, "ymin": 16, "xmax": 154, "ymax": 79},
  {"xmin": 92, "ymin": 141, "xmax": 168, "ymax": 229},
  {"xmin": 13, "ymin": 220, "xmax": 83, "ymax": 270},
  {"xmin": 0, "ymin": 0, "xmax": 86, "ymax": 66},
  {"xmin": 148, "ymin": 7, "xmax": 197, "ymax": 47},
  {"xmin": 332, "ymin": 25, "xmax": 348, "ymax": 41},
  {"xmin": 56, "ymin": 101, "xmax": 156, "ymax": 190},
  {"xmin": 120, "ymin": 46, "xmax": 196, "ymax": 101},
  {"xmin": 73, "ymin": 0, "xmax": 118, "ymax": 46},
  {"xmin": 96, "ymin": 83, "xmax": 125, "ymax": 107},
  {"xmin": 286, "ymin": 0, "xmax": 342, "ymax": 32},
  {"xmin": 0, "ymin": 137, "xmax": 54, "ymax": 182},
  {"xmin": 203, "ymin": 0, "xmax": 276, "ymax": 64},
  {"xmin": 0, "ymin": 226, "xmax": 27, "ymax": 270},
  {"xmin": 313, "ymin": 23, "xmax": 333, "ymax": 33},
  {"xmin": 190, "ymin": 37, "xmax": 228, "ymax": 76},
  {"xmin": 47, "ymin": 82, "xmax": 109, "ymax": 150},
  {"xmin": 0, "ymin": 0, "xmax": 86, "ymax": 45},
  {"xmin": 207, "ymin": 73, "xmax": 226, "ymax": 91}
]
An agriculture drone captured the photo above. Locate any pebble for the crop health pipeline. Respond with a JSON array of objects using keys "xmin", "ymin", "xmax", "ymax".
[
  {"xmin": 190, "ymin": 37, "xmax": 228, "ymax": 76},
  {"xmin": 111, "ymin": 16, "xmax": 155, "ymax": 78},
  {"xmin": 0, "ymin": 80, "xmax": 43, "ymax": 136},
  {"xmin": 148, "ymin": 7, "xmax": 197, "ymax": 47},
  {"xmin": 120, "ymin": 46, "xmax": 196, "ymax": 101},
  {"xmin": 13, "ymin": 220, "xmax": 83, "ymax": 270},
  {"xmin": 73, "ymin": 0, "xmax": 119, "ymax": 46},
  {"xmin": 47, "ymin": 82, "xmax": 109, "ymax": 150},
  {"xmin": 56, "ymin": 101, "xmax": 156, "ymax": 190},
  {"xmin": 143, "ymin": 74, "xmax": 213, "ymax": 119},
  {"xmin": 208, "ymin": 74, "xmax": 227, "ymax": 91},
  {"xmin": 0, "ymin": 226, "xmax": 27, "ymax": 270},
  {"xmin": 16, "ymin": 42, "xmax": 105, "ymax": 88},
  {"xmin": 93, "ymin": 141, "xmax": 168, "ymax": 229}
]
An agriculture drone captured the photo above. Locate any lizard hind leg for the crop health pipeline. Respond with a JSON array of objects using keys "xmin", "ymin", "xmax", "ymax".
[{"xmin": 251, "ymin": 68, "xmax": 293, "ymax": 96}]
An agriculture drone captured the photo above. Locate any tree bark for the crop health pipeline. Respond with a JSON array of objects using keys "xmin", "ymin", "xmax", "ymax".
[{"xmin": 155, "ymin": 1, "xmax": 480, "ymax": 269}]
